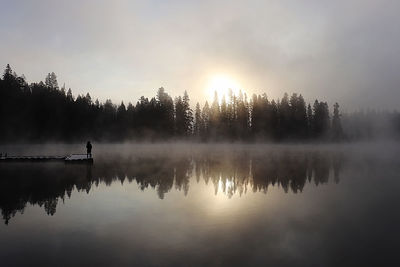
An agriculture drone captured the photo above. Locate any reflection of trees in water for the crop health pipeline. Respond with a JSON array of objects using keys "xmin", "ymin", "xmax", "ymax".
[
  {"xmin": 194, "ymin": 153, "xmax": 252, "ymax": 198},
  {"xmin": 197, "ymin": 151, "xmax": 344, "ymax": 197},
  {"xmin": 252, "ymin": 153, "xmax": 309, "ymax": 194},
  {"xmin": 0, "ymin": 151, "xmax": 343, "ymax": 224}
]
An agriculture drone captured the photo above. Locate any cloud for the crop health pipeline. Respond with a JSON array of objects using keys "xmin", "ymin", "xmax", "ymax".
[{"xmin": 1, "ymin": 0, "xmax": 399, "ymax": 109}]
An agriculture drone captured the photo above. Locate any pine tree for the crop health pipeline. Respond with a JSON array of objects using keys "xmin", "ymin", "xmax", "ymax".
[
  {"xmin": 156, "ymin": 87, "xmax": 174, "ymax": 136},
  {"xmin": 332, "ymin": 102, "xmax": 343, "ymax": 141},
  {"xmin": 50, "ymin": 72, "xmax": 59, "ymax": 90},
  {"xmin": 227, "ymin": 89, "xmax": 235, "ymax": 139},
  {"xmin": 3, "ymin": 64, "xmax": 13, "ymax": 80},
  {"xmin": 312, "ymin": 100, "xmax": 319, "ymax": 137},
  {"xmin": 194, "ymin": 102, "xmax": 202, "ymax": 138},
  {"xmin": 45, "ymin": 72, "xmax": 59, "ymax": 90},
  {"xmin": 182, "ymin": 90, "xmax": 193, "ymax": 136},
  {"xmin": 250, "ymin": 94, "xmax": 260, "ymax": 136},
  {"xmin": 60, "ymin": 83, "xmax": 66, "ymax": 95},
  {"xmin": 289, "ymin": 94, "xmax": 307, "ymax": 138},
  {"xmin": 201, "ymin": 101, "xmax": 210, "ymax": 139},
  {"xmin": 278, "ymin": 93, "xmax": 291, "ymax": 139},
  {"xmin": 269, "ymin": 99, "xmax": 279, "ymax": 139},
  {"xmin": 238, "ymin": 92, "xmax": 250, "ymax": 139},
  {"xmin": 45, "ymin": 73, "xmax": 51, "ymax": 88},
  {"xmin": 220, "ymin": 95, "xmax": 228, "ymax": 137},
  {"xmin": 67, "ymin": 89, "xmax": 74, "ymax": 101},
  {"xmin": 209, "ymin": 91, "xmax": 220, "ymax": 139},
  {"xmin": 174, "ymin": 96, "xmax": 184, "ymax": 136},
  {"xmin": 307, "ymin": 103, "xmax": 313, "ymax": 138},
  {"xmin": 313, "ymin": 100, "xmax": 330, "ymax": 139},
  {"xmin": 85, "ymin": 93, "xmax": 92, "ymax": 105}
]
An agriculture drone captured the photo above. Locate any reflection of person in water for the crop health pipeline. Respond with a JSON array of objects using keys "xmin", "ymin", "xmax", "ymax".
[{"xmin": 86, "ymin": 141, "xmax": 92, "ymax": 158}]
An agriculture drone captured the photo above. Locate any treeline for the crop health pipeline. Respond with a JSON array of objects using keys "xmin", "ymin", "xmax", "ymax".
[
  {"xmin": 193, "ymin": 91, "xmax": 341, "ymax": 141},
  {"xmin": 0, "ymin": 64, "xmax": 398, "ymax": 142}
]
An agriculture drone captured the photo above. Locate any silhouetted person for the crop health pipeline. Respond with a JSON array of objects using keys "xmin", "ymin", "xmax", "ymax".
[{"xmin": 86, "ymin": 141, "xmax": 92, "ymax": 158}]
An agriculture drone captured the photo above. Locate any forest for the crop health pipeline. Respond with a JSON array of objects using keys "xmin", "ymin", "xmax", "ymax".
[{"xmin": 1, "ymin": 64, "xmax": 399, "ymax": 142}]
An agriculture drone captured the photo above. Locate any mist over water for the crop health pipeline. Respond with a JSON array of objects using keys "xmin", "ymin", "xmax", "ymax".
[
  {"xmin": 0, "ymin": 143, "xmax": 399, "ymax": 266},
  {"xmin": 2, "ymin": 1, "xmax": 400, "ymax": 266}
]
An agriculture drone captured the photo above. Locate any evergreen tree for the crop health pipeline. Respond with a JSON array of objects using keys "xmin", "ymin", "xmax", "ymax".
[
  {"xmin": 194, "ymin": 102, "xmax": 202, "ymax": 138},
  {"xmin": 220, "ymin": 95, "xmax": 228, "ymax": 138},
  {"xmin": 313, "ymin": 100, "xmax": 330, "ymax": 139},
  {"xmin": 201, "ymin": 101, "xmax": 210, "ymax": 139},
  {"xmin": 45, "ymin": 72, "xmax": 59, "ymax": 90},
  {"xmin": 182, "ymin": 90, "xmax": 193, "ymax": 136},
  {"xmin": 289, "ymin": 93, "xmax": 307, "ymax": 138},
  {"xmin": 156, "ymin": 87, "xmax": 174, "ymax": 136},
  {"xmin": 209, "ymin": 91, "xmax": 220, "ymax": 139},
  {"xmin": 85, "ymin": 93, "xmax": 92, "ymax": 105},
  {"xmin": 332, "ymin": 102, "xmax": 343, "ymax": 141},
  {"xmin": 236, "ymin": 91, "xmax": 250, "ymax": 139},
  {"xmin": 307, "ymin": 104, "xmax": 313, "ymax": 138},
  {"xmin": 227, "ymin": 89, "xmax": 236, "ymax": 140},
  {"xmin": 60, "ymin": 83, "xmax": 66, "ymax": 95},
  {"xmin": 278, "ymin": 93, "xmax": 291, "ymax": 139},
  {"xmin": 250, "ymin": 94, "xmax": 261, "ymax": 137},
  {"xmin": 174, "ymin": 96, "xmax": 184, "ymax": 136},
  {"xmin": 3, "ymin": 64, "xmax": 13, "ymax": 81},
  {"xmin": 269, "ymin": 99, "xmax": 279, "ymax": 139}
]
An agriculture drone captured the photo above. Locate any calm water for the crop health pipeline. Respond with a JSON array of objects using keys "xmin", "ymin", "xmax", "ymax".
[{"xmin": 0, "ymin": 143, "xmax": 399, "ymax": 266}]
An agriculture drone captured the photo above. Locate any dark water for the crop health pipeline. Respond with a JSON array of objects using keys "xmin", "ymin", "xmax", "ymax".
[{"xmin": 0, "ymin": 143, "xmax": 399, "ymax": 266}]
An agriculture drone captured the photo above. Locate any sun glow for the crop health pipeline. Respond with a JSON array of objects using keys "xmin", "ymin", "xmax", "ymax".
[{"xmin": 206, "ymin": 75, "xmax": 242, "ymax": 103}]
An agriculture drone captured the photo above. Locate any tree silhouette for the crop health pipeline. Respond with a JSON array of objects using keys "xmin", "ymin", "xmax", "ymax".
[
  {"xmin": 209, "ymin": 91, "xmax": 220, "ymax": 139},
  {"xmin": 3, "ymin": 64, "xmax": 13, "ymax": 80},
  {"xmin": 332, "ymin": 102, "xmax": 343, "ymax": 141},
  {"xmin": 174, "ymin": 92, "xmax": 193, "ymax": 137},
  {"xmin": 278, "ymin": 93, "xmax": 291, "ymax": 139},
  {"xmin": 45, "ymin": 72, "xmax": 59, "ymax": 90},
  {"xmin": 193, "ymin": 103, "xmax": 202, "ymax": 139},
  {"xmin": 307, "ymin": 104, "xmax": 313, "ymax": 138},
  {"xmin": 201, "ymin": 101, "xmax": 210, "ymax": 140},
  {"xmin": 182, "ymin": 90, "xmax": 193, "ymax": 136},
  {"xmin": 1, "ymin": 64, "xmax": 398, "ymax": 142},
  {"xmin": 312, "ymin": 100, "xmax": 330, "ymax": 139}
]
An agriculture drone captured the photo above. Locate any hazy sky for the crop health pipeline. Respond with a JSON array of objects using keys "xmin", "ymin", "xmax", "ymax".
[{"xmin": 1, "ymin": 0, "xmax": 399, "ymax": 110}]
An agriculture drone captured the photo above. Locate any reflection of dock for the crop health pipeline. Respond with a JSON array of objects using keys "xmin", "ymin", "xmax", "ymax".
[
  {"xmin": 65, "ymin": 154, "xmax": 93, "ymax": 163},
  {"xmin": 0, "ymin": 154, "xmax": 93, "ymax": 163}
]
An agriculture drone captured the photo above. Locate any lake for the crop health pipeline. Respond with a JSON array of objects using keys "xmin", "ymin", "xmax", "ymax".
[{"xmin": 0, "ymin": 143, "xmax": 399, "ymax": 266}]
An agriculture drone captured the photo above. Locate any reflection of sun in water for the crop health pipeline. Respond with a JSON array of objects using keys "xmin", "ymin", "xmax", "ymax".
[
  {"xmin": 218, "ymin": 178, "xmax": 234, "ymax": 193},
  {"xmin": 206, "ymin": 75, "xmax": 242, "ymax": 103},
  {"xmin": 209, "ymin": 177, "xmax": 235, "ymax": 209}
]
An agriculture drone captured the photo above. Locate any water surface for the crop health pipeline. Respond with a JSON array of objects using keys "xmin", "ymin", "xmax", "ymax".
[{"xmin": 0, "ymin": 144, "xmax": 399, "ymax": 266}]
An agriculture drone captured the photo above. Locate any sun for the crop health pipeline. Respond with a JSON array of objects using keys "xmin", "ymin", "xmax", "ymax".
[{"xmin": 206, "ymin": 75, "xmax": 241, "ymax": 103}]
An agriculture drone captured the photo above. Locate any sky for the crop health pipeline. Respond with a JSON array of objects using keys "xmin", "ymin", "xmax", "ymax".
[{"xmin": 1, "ymin": 0, "xmax": 399, "ymax": 111}]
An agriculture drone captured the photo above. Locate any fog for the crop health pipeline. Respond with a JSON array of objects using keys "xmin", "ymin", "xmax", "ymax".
[
  {"xmin": 1, "ymin": 141, "xmax": 399, "ymax": 160},
  {"xmin": 2, "ymin": 1, "xmax": 400, "ymax": 265},
  {"xmin": 1, "ymin": 0, "xmax": 400, "ymax": 109}
]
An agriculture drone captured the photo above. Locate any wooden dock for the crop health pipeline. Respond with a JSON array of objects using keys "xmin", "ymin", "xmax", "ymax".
[{"xmin": 0, "ymin": 154, "xmax": 93, "ymax": 163}]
